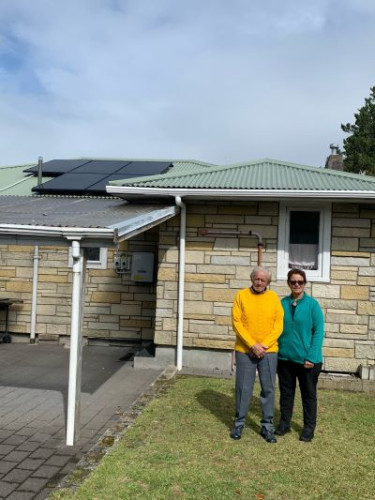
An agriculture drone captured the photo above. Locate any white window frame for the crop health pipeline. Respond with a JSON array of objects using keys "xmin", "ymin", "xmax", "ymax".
[
  {"xmin": 277, "ymin": 201, "xmax": 331, "ymax": 282},
  {"xmin": 68, "ymin": 247, "xmax": 108, "ymax": 269}
]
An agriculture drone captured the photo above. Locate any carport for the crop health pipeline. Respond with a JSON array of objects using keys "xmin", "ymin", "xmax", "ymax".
[{"xmin": 0, "ymin": 195, "xmax": 178, "ymax": 445}]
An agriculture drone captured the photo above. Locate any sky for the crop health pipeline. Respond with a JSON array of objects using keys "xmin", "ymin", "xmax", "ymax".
[{"xmin": 0, "ymin": 0, "xmax": 374, "ymax": 168}]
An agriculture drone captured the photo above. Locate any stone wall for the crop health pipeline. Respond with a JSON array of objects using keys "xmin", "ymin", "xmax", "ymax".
[
  {"xmin": 0, "ymin": 230, "xmax": 158, "ymax": 343},
  {"xmin": 154, "ymin": 201, "xmax": 375, "ymax": 374}
]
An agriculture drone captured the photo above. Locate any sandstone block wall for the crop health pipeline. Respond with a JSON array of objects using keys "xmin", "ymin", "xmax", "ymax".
[
  {"xmin": 0, "ymin": 230, "xmax": 158, "ymax": 343},
  {"xmin": 155, "ymin": 201, "xmax": 375, "ymax": 373}
]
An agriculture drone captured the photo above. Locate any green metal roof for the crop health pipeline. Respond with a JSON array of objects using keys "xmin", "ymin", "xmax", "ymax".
[{"xmin": 108, "ymin": 158, "xmax": 375, "ymax": 192}]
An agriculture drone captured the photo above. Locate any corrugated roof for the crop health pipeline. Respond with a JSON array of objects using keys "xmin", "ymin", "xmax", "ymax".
[
  {"xmin": 0, "ymin": 164, "xmax": 53, "ymax": 195},
  {"xmin": 108, "ymin": 158, "xmax": 375, "ymax": 192}
]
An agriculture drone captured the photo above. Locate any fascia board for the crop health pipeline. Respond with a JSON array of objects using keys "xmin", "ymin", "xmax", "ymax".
[
  {"xmin": 106, "ymin": 186, "xmax": 375, "ymax": 200},
  {"xmin": 0, "ymin": 224, "xmax": 114, "ymax": 240}
]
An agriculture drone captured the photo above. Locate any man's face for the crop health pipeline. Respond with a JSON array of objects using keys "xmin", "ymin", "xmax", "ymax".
[{"xmin": 251, "ymin": 271, "xmax": 269, "ymax": 292}]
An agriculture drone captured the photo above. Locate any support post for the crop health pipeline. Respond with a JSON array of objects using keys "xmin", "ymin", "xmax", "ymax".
[{"xmin": 66, "ymin": 240, "xmax": 86, "ymax": 446}]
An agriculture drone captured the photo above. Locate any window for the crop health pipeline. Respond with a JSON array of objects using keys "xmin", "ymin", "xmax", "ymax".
[
  {"xmin": 68, "ymin": 247, "xmax": 108, "ymax": 269},
  {"xmin": 277, "ymin": 202, "xmax": 331, "ymax": 282}
]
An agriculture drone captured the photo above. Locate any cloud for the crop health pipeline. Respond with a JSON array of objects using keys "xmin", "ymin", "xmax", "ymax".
[{"xmin": 0, "ymin": 0, "xmax": 374, "ymax": 167}]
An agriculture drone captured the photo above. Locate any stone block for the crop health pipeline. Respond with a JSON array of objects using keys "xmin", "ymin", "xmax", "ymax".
[
  {"xmin": 331, "ymin": 237, "xmax": 358, "ymax": 251},
  {"xmin": 185, "ymin": 273, "xmax": 225, "ymax": 283},
  {"xmin": 218, "ymin": 204, "xmax": 256, "ymax": 215},
  {"xmin": 213, "ymin": 238, "xmax": 239, "ymax": 251},
  {"xmin": 355, "ymin": 342, "xmax": 375, "ymax": 359},
  {"xmin": 215, "ymin": 316, "xmax": 232, "ymax": 326},
  {"xmin": 333, "ymin": 217, "xmax": 370, "ymax": 228},
  {"xmin": 91, "ymin": 291, "xmax": 121, "ymax": 304},
  {"xmin": 330, "ymin": 270, "xmax": 358, "ymax": 281},
  {"xmin": 312, "ymin": 284, "xmax": 340, "ymax": 298},
  {"xmin": 197, "ymin": 264, "xmax": 236, "ymax": 274},
  {"xmin": 193, "ymin": 338, "xmax": 234, "ymax": 349},
  {"xmin": 184, "ymin": 301, "xmax": 213, "ymax": 315},
  {"xmin": 203, "ymin": 287, "xmax": 237, "ymax": 303},
  {"xmin": 331, "ymin": 257, "xmax": 370, "ymax": 267},
  {"xmin": 340, "ymin": 324, "xmax": 368, "ymax": 334},
  {"xmin": 323, "ymin": 338, "xmax": 354, "ymax": 348},
  {"xmin": 6, "ymin": 281, "xmax": 32, "ymax": 293},
  {"xmin": 322, "ymin": 347, "xmax": 354, "ymax": 358},
  {"xmin": 358, "ymin": 301, "xmax": 375, "ymax": 315},
  {"xmin": 186, "ymin": 214, "xmax": 205, "ymax": 227},
  {"xmin": 211, "ymin": 256, "xmax": 250, "ymax": 266},
  {"xmin": 185, "ymin": 250, "xmax": 205, "ymax": 264},
  {"xmin": 186, "ymin": 240, "xmax": 213, "ymax": 250},
  {"xmin": 332, "ymin": 227, "xmax": 369, "ymax": 238},
  {"xmin": 358, "ymin": 267, "xmax": 375, "ymax": 276},
  {"xmin": 324, "ymin": 357, "xmax": 361, "ymax": 373},
  {"xmin": 326, "ymin": 313, "xmax": 367, "ymax": 325},
  {"xmin": 341, "ymin": 286, "xmax": 369, "ymax": 300},
  {"xmin": 157, "ymin": 267, "xmax": 177, "ymax": 281},
  {"xmin": 206, "ymin": 214, "xmax": 244, "ymax": 224}
]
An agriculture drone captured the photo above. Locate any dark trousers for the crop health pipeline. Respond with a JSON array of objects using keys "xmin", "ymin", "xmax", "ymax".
[
  {"xmin": 234, "ymin": 351, "xmax": 278, "ymax": 431},
  {"xmin": 277, "ymin": 359, "xmax": 322, "ymax": 434}
]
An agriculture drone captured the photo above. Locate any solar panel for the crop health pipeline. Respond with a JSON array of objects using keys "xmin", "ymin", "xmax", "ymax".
[
  {"xmin": 72, "ymin": 160, "xmax": 131, "ymax": 174},
  {"xmin": 24, "ymin": 159, "xmax": 91, "ymax": 175},
  {"xmin": 33, "ymin": 173, "xmax": 108, "ymax": 193},
  {"xmin": 30, "ymin": 159, "xmax": 173, "ymax": 195},
  {"xmin": 88, "ymin": 174, "xmax": 138, "ymax": 193},
  {"xmin": 117, "ymin": 161, "xmax": 171, "ymax": 175}
]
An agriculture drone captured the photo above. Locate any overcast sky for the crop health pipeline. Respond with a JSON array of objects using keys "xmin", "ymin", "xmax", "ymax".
[{"xmin": 0, "ymin": 0, "xmax": 374, "ymax": 168}]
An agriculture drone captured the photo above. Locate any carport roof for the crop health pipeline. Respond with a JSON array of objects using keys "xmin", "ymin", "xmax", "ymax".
[{"xmin": 0, "ymin": 195, "xmax": 178, "ymax": 245}]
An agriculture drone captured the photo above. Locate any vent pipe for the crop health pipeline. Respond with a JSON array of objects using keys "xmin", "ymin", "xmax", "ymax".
[{"xmin": 37, "ymin": 156, "xmax": 43, "ymax": 186}]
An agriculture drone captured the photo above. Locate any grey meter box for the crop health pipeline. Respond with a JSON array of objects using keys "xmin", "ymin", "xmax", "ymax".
[{"xmin": 131, "ymin": 252, "xmax": 154, "ymax": 282}]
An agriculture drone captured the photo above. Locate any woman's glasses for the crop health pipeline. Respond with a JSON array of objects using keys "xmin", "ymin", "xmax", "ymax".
[{"xmin": 289, "ymin": 280, "xmax": 305, "ymax": 285}]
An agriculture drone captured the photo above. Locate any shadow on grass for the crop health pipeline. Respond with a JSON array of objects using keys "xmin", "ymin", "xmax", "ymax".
[{"xmin": 196, "ymin": 388, "xmax": 302, "ymax": 435}]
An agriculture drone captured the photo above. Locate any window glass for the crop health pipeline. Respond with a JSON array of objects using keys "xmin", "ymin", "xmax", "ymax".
[
  {"xmin": 86, "ymin": 247, "xmax": 101, "ymax": 262},
  {"xmin": 289, "ymin": 211, "xmax": 319, "ymax": 270}
]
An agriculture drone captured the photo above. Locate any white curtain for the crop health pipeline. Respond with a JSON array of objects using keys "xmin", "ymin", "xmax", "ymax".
[{"xmin": 289, "ymin": 244, "xmax": 318, "ymax": 270}]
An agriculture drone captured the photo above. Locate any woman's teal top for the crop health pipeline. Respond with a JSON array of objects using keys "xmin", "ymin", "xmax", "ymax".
[{"xmin": 279, "ymin": 293, "xmax": 324, "ymax": 364}]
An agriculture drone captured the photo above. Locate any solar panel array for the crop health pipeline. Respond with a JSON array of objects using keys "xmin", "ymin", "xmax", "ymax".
[{"xmin": 26, "ymin": 160, "xmax": 172, "ymax": 195}]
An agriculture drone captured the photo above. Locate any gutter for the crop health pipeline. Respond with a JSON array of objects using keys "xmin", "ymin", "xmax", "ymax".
[
  {"xmin": 175, "ymin": 196, "xmax": 186, "ymax": 371},
  {"xmin": 106, "ymin": 186, "xmax": 375, "ymax": 200},
  {"xmin": 0, "ymin": 225, "xmax": 114, "ymax": 239}
]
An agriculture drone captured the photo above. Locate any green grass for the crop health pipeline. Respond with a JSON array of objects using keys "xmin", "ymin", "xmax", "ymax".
[{"xmin": 53, "ymin": 376, "xmax": 375, "ymax": 500}]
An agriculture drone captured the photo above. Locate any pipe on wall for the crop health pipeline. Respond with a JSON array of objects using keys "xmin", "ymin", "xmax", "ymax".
[
  {"xmin": 30, "ymin": 246, "xmax": 41, "ymax": 343},
  {"xmin": 175, "ymin": 196, "xmax": 186, "ymax": 371}
]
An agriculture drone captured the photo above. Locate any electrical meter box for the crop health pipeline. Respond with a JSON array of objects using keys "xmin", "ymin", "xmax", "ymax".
[{"xmin": 131, "ymin": 252, "xmax": 154, "ymax": 282}]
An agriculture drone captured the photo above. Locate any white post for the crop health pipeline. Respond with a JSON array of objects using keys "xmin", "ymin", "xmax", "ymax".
[
  {"xmin": 66, "ymin": 240, "xmax": 86, "ymax": 446},
  {"xmin": 30, "ymin": 245, "xmax": 40, "ymax": 343},
  {"xmin": 175, "ymin": 197, "xmax": 186, "ymax": 371}
]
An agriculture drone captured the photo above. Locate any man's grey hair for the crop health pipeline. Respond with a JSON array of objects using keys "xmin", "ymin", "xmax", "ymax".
[{"xmin": 250, "ymin": 266, "xmax": 272, "ymax": 283}]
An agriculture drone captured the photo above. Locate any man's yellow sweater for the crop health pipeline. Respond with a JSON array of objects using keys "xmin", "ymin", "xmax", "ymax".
[{"xmin": 232, "ymin": 287, "xmax": 284, "ymax": 353}]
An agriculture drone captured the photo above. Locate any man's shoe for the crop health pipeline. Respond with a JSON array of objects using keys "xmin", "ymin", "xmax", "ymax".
[
  {"xmin": 260, "ymin": 428, "xmax": 277, "ymax": 443},
  {"xmin": 230, "ymin": 426, "xmax": 243, "ymax": 440},
  {"xmin": 299, "ymin": 431, "xmax": 314, "ymax": 442},
  {"xmin": 275, "ymin": 425, "xmax": 291, "ymax": 436}
]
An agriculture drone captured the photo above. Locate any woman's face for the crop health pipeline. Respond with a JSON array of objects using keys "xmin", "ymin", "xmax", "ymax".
[{"xmin": 288, "ymin": 273, "xmax": 305, "ymax": 295}]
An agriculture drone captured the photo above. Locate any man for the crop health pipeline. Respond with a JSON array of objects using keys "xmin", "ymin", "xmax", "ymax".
[{"xmin": 231, "ymin": 266, "xmax": 284, "ymax": 442}]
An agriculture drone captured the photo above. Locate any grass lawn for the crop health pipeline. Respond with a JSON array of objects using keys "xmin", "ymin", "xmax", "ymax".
[{"xmin": 53, "ymin": 375, "xmax": 375, "ymax": 500}]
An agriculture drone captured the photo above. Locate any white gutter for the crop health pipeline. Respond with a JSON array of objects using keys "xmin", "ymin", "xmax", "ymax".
[
  {"xmin": 107, "ymin": 186, "xmax": 375, "ymax": 200},
  {"xmin": 175, "ymin": 196, "xmax": 186, "ymax": 371},
  {"xmin": 66, "ymin": 239, "xmax": 86, "ymax": 446},
  {"xmin": 0, "ymin": 225, "xmax": 114, "ymax": 239},
  {"xmin": 30, "ymin": 246, "xmax": 41, "ymax": 344}
]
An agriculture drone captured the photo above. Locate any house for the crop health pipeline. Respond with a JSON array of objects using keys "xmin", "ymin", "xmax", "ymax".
[
  {"xmin": 1, "ymin": 157, "xmax": 375, "ymax": 377},
  {"xmin": 106, "ymin": 158, "xmax": 375, "ymax": 377}
]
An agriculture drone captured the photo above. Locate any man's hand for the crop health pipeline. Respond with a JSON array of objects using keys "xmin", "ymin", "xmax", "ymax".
[
  {"xmin": 304, "ymin": 360, "xmax": 314, "ymax": 368},
  {"xmin": 251, "ymin": 343, "xmax": 268, "ymax": 358}
]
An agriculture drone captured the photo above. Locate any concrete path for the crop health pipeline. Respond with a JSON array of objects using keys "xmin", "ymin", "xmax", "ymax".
[{"xmin": 0, "ymin": 343, "xmax": 162, "ymax": 499}]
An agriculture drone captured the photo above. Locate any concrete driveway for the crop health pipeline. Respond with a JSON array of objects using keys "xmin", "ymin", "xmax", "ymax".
[{"xmin": 0, "ymin": 343, "xmax": 162, "ymax": 499}]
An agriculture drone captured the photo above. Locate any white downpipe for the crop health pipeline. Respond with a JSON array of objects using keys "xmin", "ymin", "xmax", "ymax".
[
  {"xmin": 175, "ymin": 197, "xmax": 186, "ymax": 371},
  {"xmin": 66, "ymin": 240, "xmax": 85, "ymax": 446},
  {"xmin": 30, "ymin": 246, "xmax": 41, "ymax": 344}
]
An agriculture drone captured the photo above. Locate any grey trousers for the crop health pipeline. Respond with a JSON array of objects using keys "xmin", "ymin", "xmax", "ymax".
[{"xmin": 234, "ymin": 350, "xmax": 278, "ymax": 431}]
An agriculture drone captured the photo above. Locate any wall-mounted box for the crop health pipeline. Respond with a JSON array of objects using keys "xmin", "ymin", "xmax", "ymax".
[{"xmin": 131, "ymin": 252, "xmax": 154, "ymax": 283}]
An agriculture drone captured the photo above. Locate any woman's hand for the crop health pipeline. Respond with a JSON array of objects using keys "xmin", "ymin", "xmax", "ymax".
[{"xmin": 304, "ymin": 360, "xmax": 314, "ymax": 369}]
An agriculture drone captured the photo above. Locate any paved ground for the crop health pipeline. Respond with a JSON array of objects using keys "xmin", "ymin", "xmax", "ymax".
[{"xmin": 0, "ymin": 343, "xmax": 162, "ymax": 499}]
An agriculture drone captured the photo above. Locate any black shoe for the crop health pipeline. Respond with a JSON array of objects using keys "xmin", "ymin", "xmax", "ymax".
[
  {"xmin": 275, "ymin": 425, "xmax": 291, "ymax": 436},
  {"xmin": 230, "ymin": 426, "xmax": 243, "ymax": 440},
  {"xmin": 260, "ymin": 428, "xmax": 277, "ymax": 443},
  {"xmin": 299, "ymin": 431, "xmax": 314, "ymax": 442}
]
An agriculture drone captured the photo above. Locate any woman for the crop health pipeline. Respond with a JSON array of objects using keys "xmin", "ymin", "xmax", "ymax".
[{"xmin": 275, "ymin": 268, "xmax": 324, "ymax": 442}]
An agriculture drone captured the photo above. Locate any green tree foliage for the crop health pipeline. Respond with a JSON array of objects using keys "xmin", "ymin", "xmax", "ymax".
[{"xmin": 341, "ymin": 86, "xmax": 375, "ymax": 174}]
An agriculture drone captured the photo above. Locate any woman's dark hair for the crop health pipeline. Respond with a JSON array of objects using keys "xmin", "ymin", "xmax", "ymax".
[{"xmin": 287, "ymin": 268, "xmax": 307, "ymax": 283}]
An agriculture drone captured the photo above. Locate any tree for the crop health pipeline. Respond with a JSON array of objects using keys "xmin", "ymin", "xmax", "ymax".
[{"xmin": 341, "ymin": 86, "xmax": 375, "ymax": 175}]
